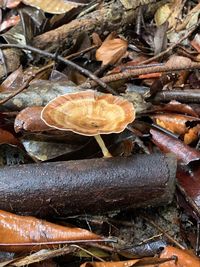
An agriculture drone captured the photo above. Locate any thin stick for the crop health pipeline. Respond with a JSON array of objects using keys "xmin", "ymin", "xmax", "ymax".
[
  {"xmin": 0, "ymin": 238, "xmax": 115, "ymax": 246},
  {"xmin": 0, "ymin": 44, "xmax": 117, "ymax": 95},
  {"xmin": 82, "ymin": 61, "xmax": 200, "ymax": 87},
  {"xmin": 38, "ymin": 45, "xmax": 98, "ymax": 74}
]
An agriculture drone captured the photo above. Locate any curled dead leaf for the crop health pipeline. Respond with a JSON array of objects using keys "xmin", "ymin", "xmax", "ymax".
[
  {"xmin": 96, "ymin": 34, "xmax": 128, "ymax": 66},
  {"xmin": 14, "ymin": 106, "xmax": 52, "ymax": 133}
]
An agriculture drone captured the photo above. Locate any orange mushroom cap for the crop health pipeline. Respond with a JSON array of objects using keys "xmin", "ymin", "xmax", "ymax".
[{"xmin": 41, "ymin": 90, "xmax": 135, "ymax": 136}]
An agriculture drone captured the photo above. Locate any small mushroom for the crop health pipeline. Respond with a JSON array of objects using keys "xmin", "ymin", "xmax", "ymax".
[{"xmin": 41, "ymin": 90, "xmax": 135, "ymax": 158}]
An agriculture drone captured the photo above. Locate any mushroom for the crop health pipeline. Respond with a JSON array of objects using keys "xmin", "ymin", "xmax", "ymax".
[{"xmin": 41, "ymin": 90, "xmax": 135, "ymax": 158}]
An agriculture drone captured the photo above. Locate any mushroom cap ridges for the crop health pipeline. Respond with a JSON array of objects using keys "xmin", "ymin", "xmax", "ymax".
[{"xmin": 41, "ymin": 90, "xmax": 135, "ymax": 136}]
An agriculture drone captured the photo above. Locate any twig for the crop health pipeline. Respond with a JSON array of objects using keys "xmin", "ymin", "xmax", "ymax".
[
  {"xmin": 82, "ymin": 61, "xmax": 200, "ymax": 87},
  {"xmin": 0, "ymin": 238, "xmax": 115, "ymax": 247},
  {"xmin": 0, "ymin": 45, "xmax": 97, "ymax": 105},
  {"xmin": 0, "ymin": 43, "xmax": 117, "ymax": 95},
  {"xmin": 140, "ymin": 22, "xmax": 200, "ymax": 64},
  {"xmin": 35, "ymin": 45, "xmax": 98, "ymax": 75},
  {"xmin": 153, "ymin": 89, "xmax": 200, "ymax": 103}
]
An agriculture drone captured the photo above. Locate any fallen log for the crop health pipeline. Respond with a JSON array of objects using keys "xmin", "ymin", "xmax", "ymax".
[
  {"xmin": 32, "ymin": 0, "xmax": 166, "ymax": 51},
  {"xmin": 0, "ymin": 153, "xmax": 176, "ymax": 217}
]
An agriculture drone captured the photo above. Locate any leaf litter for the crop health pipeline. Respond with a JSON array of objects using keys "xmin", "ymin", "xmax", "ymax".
[{"xmin": 0, "ymin": 0, "xmax": 199, "ymax": 266}]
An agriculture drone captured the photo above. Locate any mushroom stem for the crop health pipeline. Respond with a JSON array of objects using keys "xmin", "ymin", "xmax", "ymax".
[{"xmin": 94, "ymin": 134, "xmax": 112, "ymax": 158}]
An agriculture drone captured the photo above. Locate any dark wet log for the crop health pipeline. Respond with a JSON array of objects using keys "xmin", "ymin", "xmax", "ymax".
[{"xmin": 0, "ymin": 153, "xmax": 176, "ymax": 217}]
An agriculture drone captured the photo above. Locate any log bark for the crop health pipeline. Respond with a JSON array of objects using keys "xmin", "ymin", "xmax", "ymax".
[
  {"xmin": 0, "ymin": 153, "xmax": 176, "ymax": 217},
  {"xmin": 32, "ymin": 0, "xmax": 165, "ymax": 51}
]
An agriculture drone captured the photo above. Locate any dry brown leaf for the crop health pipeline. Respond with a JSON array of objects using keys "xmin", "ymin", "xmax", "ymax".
[
  {"xmin": 96, "ymin": 34, "xmax": 128, "ymax": 66},
  {"xmin": 22, "ymin": 0, "xmax": 84, "ymax": 14},
  {"xmin": 159, "ymin": 246, "xmax": 200, "ymax": 267},
  {"xmin": 14, "ymin": 106, "xmax": 52, "ymax": 133},
  {"xmin": 92, "ymin": 33, "xmax": 102, "ymax": 47},
  {"xmin": 0, "ymin": 210, "xmax": 101, "ymax": 252},
  {"xmin": 154, "ymin": 101, "xmax": 199, "ymax": 118}
]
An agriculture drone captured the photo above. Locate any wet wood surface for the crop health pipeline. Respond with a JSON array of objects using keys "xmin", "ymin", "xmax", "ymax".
[{"xmin": 0, "ymin": 153, "xmax": 176, "ymax": 218}]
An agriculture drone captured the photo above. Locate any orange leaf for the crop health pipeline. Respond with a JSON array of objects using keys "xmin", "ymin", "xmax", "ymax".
[
  {"xmin": 159, "ymin": 246, "xmax": 200, "ymax": 267},
  {"xmin": 152, "ymin": 113, "xmax": 200, "ymax": 144},
  {"xmin": 0, "ymin": 210, "xmax": 101, "ymax": 252},
  {"xmin": 81, "ymin": 257, "xmax": 175, "ymax": 267},
  {"xmin": 96, "ymin": 35, "xmax": 128, "ymax": 66}
]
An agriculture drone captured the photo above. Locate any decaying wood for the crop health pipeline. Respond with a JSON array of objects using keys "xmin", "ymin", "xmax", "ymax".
[
  {"xmin": 0, "ymin": 153, "xmax": 176, "ymax": 217},
  {"xmin": 0, "ymin": 49, "xmax": 21, "ymax": 81},
  {"xmin": 32, "ymin": 0, "xmax": 165, "ymax": 51}
]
